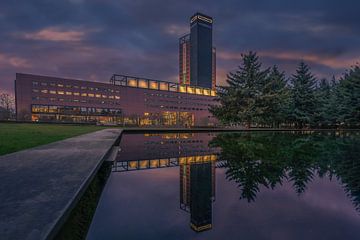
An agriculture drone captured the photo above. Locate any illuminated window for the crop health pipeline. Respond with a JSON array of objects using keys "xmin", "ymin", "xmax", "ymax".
[
  {"xmin": 102, "ymin": 95, "xmax": 107, "ymax": 98},
  {"xmin": 49, "ymin": 90, "xmax": 56, "ymax": 94},
  {"xmin": 128, "ymin": 79, "xmax": 137, "ymax": 87},
  {"xmin": 187, "ymin": 86, "xmax": 195, "ymax": 94},
  {"xmin": 81, "ymin": 86, "xmax": 87, "ymax": 90},
  {"xmin": 109, "ymin": 96, "xmax": 114, "ymax": 99},
  {"xmin": 88, "ymin": 93, "xmax": 94, "ymax": 97},
  {"xmin": 211, "ymin": 90, "xmax": 216, "ymax": 96},
  {"xmin": 73, "ymin": 99, "xmax": 79, "ymax": 102},
  {"xmin": 58, "ymin": 91, "xmax": 64, "ymax": 95},
  {"xmin": 66, "ymin": 85, "xmax": 71, "ymax": 88},
  {"xmin": 138, "ymin": 80, "xmax": 148, "ymax": 88},
  {"xmin": 149, "ymin": 81, "xmax": 158, "ymax": 90},
  {"xmin": 66, "ymin": 91, "xmax": 72, "ymax": 95},
  {"xmin": 59, "ymin": 98, "xmax": 64, "ymax": 101},
  {"xmin": 32, "ymin": 89, "xmax": 39, "ymax": 93},
  {"xmin": 81, "ymin": 93, "xmax": 87, "ymax": 97},
  {"xmin": 179, "ymin": 85, "xmax": 186, "ymax": 93},
  {"xmin": 159, "ymin": 82, "xmax": 168, "ymax": 91},
  {"xmin": 144, "ymin": 112, "xmax": 149, "ymax": 116},
  {"xmin": 115, "ymin": 96, "xmax": 120, "ymax": 100},
  {"xmin": 73, "ymin": 85, "xmax": 79, "ymax": 89},
  {"xmin": 57, "ymin": 84, "xmax": 63, "ymax": 87},
  {"xmin": 203, "ymin": 89, "xmax": 210, "ymax": 96},
  {"xmin": 95, "ymin": 94, "xmax": 101, "ymax": 98},
  {"xmin": 73, "ymin": 92, "xmax": 80, "ymax": 96},
  {"xmin": 196, "ymin": 88, "xmax": 203, "ymax": 95},
  {"xmin": 50, "ymin": 83, "xmax": 56, "ymax": 87}
]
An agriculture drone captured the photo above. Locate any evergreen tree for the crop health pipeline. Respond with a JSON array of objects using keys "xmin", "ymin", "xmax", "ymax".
[
  {"xmin": 313, "ymin": 78, "xmax": 332, "ymax": 127},
  {"xmin": 338, "ymin": 65, "xmax": 360, "ymax": 127},
  {"xmin": 289, "ymin": 61, "xmax": 318, "ymax": 128},
  {"xmin": 259, "ymin": 65, "xmax": 289, "ymax": 127},
  {"xmin": 210, "ymin": 51, "xmax": 268, "ymax": 127}
]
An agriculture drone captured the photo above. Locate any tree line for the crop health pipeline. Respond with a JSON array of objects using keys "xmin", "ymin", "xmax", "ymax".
[{"xmin": 210, "ymin": 51, "xmax": 360, "ymax": 128}]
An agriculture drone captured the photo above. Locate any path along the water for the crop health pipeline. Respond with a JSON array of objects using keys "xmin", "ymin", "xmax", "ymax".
[{"xmin": 0, "ymin": 128, "xmax": 122, "ymax": 240}]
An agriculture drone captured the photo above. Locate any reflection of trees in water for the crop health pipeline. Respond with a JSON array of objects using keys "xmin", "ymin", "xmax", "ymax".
[{"xmin": 210, "ymin": 132, "xmax": 360, "ymax": 211}]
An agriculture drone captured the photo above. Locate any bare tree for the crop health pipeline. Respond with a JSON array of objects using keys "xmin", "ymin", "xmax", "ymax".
[{"xmin": 0, "ymin": 92, "xmax": 15, "ymax": 120}]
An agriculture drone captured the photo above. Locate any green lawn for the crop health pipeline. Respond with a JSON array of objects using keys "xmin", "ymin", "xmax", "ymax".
[{"xmin": 0, "ymin": 123, "xmax": 106, "ymax": 156}]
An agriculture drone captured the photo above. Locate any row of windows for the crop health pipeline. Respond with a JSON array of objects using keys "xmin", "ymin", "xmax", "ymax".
[
  {"xmin": 32, "ymin": 81, "xmax": 119, "ymax": 93},
  {"xmin": 32, "ymin": 104, "xmax": 122, "ymax": 115},
  {"xmin": 32, "ymin": 89, "xmax": 120, "ymax": 99},
  {"xmin": 145, "ymin": 103, "xmax": 207, "ymax": 111},
  {"xmin": 144, "ymin": 92, "xmax": 213, "ymax": 102},
  {"xmin": 145, "ymin": 98, "xmax": 211, "ymax": 107},
  {"xmin": 31, "ymin": 96, "xmax": 121, "ymax": 105}
]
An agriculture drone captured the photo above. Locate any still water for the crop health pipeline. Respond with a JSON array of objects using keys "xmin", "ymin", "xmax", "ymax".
[{"xmin": 86, "ymin": 131, "xmax": 360, "ymax": 240}]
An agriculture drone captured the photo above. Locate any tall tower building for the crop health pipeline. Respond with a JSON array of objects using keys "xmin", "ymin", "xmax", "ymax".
[{"xmin": 179, "ymin": 13, "xmax": 216, "ymax": 89}]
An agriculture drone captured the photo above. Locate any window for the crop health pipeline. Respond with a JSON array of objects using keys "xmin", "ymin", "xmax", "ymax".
[
  {"xmin": 32, "ymin": 81, "xmax": 39, "ymax": 86},
  {"xmin": 41, "ymin": 82, "xmax": 47, "ymax": 86},
  {"xmin": 160, "ymin": 82, "xmax": 169, "ymax": 91},
  {"xmin": 57, "ymin": 84, "xmax": 64, "ymax": 87},
  {"xmin": 32, "ymin": 89, "xmax": 39, "ymax": 93},
  {"xmin": 81, "ymin": 86, "xmax": 87, "ymax": 90},
  {"xmin": 66, "ymin": 91, "xmax": 72, "ymax": 95},
  {"xmin": 115, "ymin": 96, "xmax": 120, "ymax": 100},
  {"xmin": 109, "ymin": 96, "xmax": 114, "ymax": 99},
  {"xmin": 81, "ymin": 93, "xmax": 87, "ymax": 97},
  {"xmin": 41, "ymin": 89, "xmax": 48, "ymax": 94},
  {"xmin": 74, "ymin": 92, "xmax": 80, "ymax": 96},
  {"xmin": 88, "ymin": 93, "xmax": 94, "ymax": 97},
  {"xmin": 50, "ymin": 90, "xmax": 56, "ymax": 94},
  {"xmin": 58, "ymin": 91, "xmax": 64, "ymax": 95},
  {"xmin": 66, "ymin": 85, "xmax": 72, "ymax": 88},
  {"xmin": 50, "ymin": 83, "xmax": 56, "ymax": 87},
  {"xmin": 102, "ymin": 95, "xmax": 107, "ymax": 98},
  {"xmin": 95, "ymin": 94, "xmax": 101, "ymax": 98}
]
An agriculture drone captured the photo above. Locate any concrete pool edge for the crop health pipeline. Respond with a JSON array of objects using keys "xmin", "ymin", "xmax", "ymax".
[{"xmin": 0, "ymin": 128, "xmax": 122, "ymax": 240}]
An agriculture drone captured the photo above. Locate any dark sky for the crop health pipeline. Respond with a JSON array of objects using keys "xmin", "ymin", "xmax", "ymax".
[{"xmin": 1, "ymin": 0, "xmax": 359, "ymax": 94}]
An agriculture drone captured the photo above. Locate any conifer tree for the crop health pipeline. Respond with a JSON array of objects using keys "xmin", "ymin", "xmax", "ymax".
[
  {"xmin": 259, "ymin": 65, "xmax": 289, "ymax": 127},
  {"xmin": 210, "ymin": 51, "xmax": 268, "ymax": 127},
  {"xmin": 289, "ymin": 61, "xmax": 318, "ymax": 128}
]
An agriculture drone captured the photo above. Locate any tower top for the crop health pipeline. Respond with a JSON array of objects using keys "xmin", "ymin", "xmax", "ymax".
[{"xmin": 190, "ymin": 12, "xmax": 213, "ymax": 25}]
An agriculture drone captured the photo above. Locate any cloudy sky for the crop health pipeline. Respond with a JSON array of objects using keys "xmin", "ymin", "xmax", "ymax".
[{"xmin": 1, "ymin": 0, "xmax": 359, "ymax": 94}]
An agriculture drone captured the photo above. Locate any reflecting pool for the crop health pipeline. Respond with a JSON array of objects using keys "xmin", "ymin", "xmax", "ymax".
[{"xmin": 86, "ymin": 131, "xmax": 360, "ymax": 240}]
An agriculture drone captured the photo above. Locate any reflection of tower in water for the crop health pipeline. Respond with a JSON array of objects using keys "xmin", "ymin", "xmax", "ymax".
[{"xmin": 180, "ymin": 156, "xmax": 216, "ymax": 232}]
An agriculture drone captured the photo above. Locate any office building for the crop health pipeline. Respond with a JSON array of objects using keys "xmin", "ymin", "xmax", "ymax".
[
  {"xmin": 15, "ymin": 73, "xmax": 217, "ymax": 126},
  {"xmin": 179, "ymin": 13, "xmax": 216, "ymax": 89}
]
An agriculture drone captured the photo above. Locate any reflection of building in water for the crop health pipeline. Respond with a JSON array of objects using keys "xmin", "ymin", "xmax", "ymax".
[
  {"xmin": 112, "ymin": 133, "xmax": 218, "ymax": 232},
  {"xmin": 115, "ymin": 133, "xmax": 219, "ymax": 163},
  {"xmin": 180, "ymin": 157, "xmax": 215, "ymax": 232}
]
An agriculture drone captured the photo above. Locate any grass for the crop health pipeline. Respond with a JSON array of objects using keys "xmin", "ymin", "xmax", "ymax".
[{"xmin": 0, "ymin": 123, "xmax": 106, "ymax": 156}]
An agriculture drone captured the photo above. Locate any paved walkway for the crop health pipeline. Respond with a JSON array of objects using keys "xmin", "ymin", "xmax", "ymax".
[{"xmin": 0, "ymin": 128, "xmax": 122, "ymax": 240}]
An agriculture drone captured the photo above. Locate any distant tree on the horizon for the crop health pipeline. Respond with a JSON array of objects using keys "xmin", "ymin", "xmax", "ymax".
[{"xmin": 0, "ymin": 92, "xmax": 15, "ymax": 120}]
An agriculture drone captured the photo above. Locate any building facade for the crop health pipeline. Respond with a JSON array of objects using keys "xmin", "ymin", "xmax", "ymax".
[
  {"xmin": 15, "ymin": 73, "xmax": 218, "ymax": 126},
  {"xmin": 190, "ymin": 13, "xmax": 213, "ymax": 89},
  {"xmin": 179, "ymin": 13, "xmax": 216, "ymax": 90}
]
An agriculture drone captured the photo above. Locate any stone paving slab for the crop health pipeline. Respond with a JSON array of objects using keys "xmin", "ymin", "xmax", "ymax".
[{"xmin": 0, "ymin": 128, "xmax": 122, "ymax": 240}]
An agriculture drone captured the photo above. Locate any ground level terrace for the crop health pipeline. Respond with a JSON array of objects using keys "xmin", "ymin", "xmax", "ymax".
[{"xmin": 16, "ymin": 73, "xmax": 218, "ymax": 126}]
